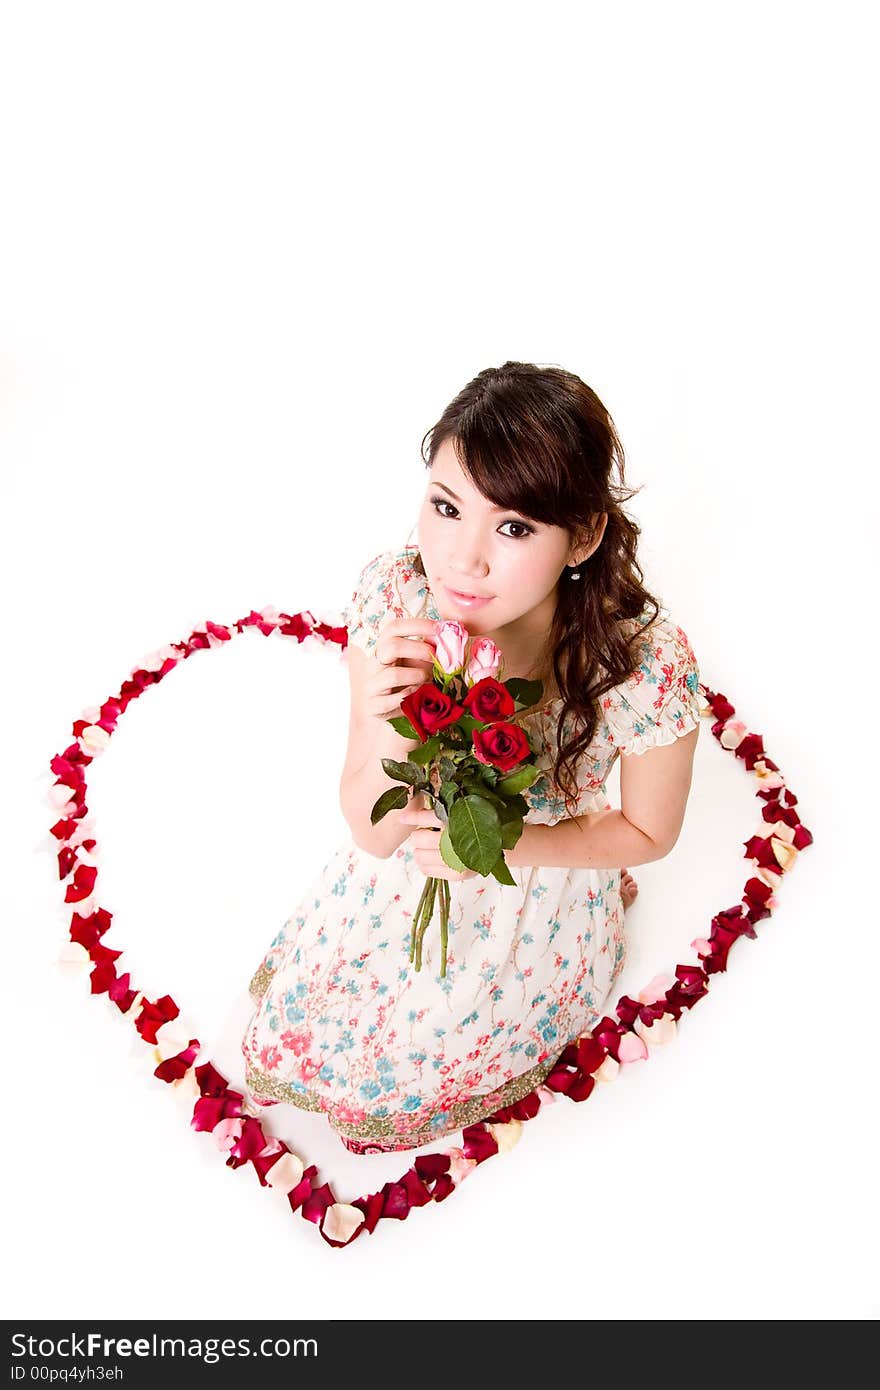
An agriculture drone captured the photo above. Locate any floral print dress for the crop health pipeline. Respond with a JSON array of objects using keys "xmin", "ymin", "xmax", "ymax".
[{"xmin": 241, "ymin": 544, "xmax": 702, "ymax": 1153}]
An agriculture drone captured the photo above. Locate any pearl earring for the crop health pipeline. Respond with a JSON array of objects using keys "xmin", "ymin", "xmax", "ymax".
[{"xmin": 570, "ymin": 566, "xmax": 581, "ymax": 580}]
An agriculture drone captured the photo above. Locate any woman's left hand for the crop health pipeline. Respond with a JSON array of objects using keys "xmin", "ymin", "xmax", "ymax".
[{"xmin": 399, "ymin": 805, "xmax": 478, "ymax": 882}]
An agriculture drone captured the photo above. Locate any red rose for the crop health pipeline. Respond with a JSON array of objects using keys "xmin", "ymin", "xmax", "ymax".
[
  {"xmin": 471, "ymin": 721, "xmax": 531, "ymax": 773},
  {"xmin": 461, "ymin": 677, "xmax": 516, "ymax": 724},
  {"xmin": 401, "ymin": 683, "xmax": 466, "ymax": 743}
]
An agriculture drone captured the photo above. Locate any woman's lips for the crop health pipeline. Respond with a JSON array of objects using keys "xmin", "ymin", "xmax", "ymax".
[{"xmin": 444, "ymin": 585, "xmax": 494, "ymax": 609}]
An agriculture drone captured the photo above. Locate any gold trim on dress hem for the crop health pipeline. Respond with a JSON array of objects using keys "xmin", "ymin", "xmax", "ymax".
[
  {"xmin": 248, "ymin": 963, "xmax": 275, "ymax": 1004},
  {"xmin": 243, "ymin": 1051, "xmax": 562, "ymax": 1149}
]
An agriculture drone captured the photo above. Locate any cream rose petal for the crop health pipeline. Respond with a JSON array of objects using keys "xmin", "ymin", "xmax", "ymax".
[
  {"xmin": 154, "ymin": 1020, "xmax": 193, "ymax": 1061},
  {"xmin": 768, "ymin": 819, "xmax": 796, "ymax": 845},
  {"xmin": 595, "ymin": 1054, "xmax": 620, "ymax": 1082},
  {"xmin": 265, "ymin": 1152, "xmax": 306, "ymax": 1193},
  {"xmin": 720, "ymin": 721, "xmax": 747, "ymax": 750},
  {"xmin": 80, "ymin": 725, "xmax": 111, "ymax": 755},
  {"xmin": 323, "ymin": 1202, "xmax": 366, "ymax": 1244},
  {"xmin": 486, "ymin": 1119, "xmax": 523, "ymax": 1154},
  {"xmin": 754, "ymin": 761, "xmax": 785, "ymax": 789},
  {"xmin": 771, "ymin": 838, "xmax": 798, "ymax": 872},
  {"xmin": 57, "ymin": 941, "xmax": 92, "ymax": 974},
  {"xmin": 170, "ymin": 1068, "xmax": 201, "ymax": 1103},
  {"xmin": 124, "ymin": 991, "xmax": 146, "ymax": 1023},
  {"xmin": 634, "ymin": 1012, "xmax": 677, "ymax": 1046},
  {"xmin": 755, "ymin": 866, "xmax": 781, "ymax": 890}
]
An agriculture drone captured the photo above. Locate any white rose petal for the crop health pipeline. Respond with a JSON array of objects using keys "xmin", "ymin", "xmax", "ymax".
[
  {"xmin": 57, "ymin": 941, "xmax": 92, "ymax": 974},
  {"xmin": 595, "ymin": 1054, "xmax": 620, "ymax": 1082},
  {"xmin": 170, "ymin": 1068, "xmax": 201, "ymax": 1103},
  {"xmin": 124, "ymin": 991, "xmax": 146, "ymax": 1022},
  {"xmin": 154, "ymin": 1020, "xmax": 192, "ymax": 1060},
  {"xmin": 265, "ymin": 1152, "xmax": 305, "ymax": 1193},
  {"xmin": 322, "ymin": 1202, "xmax": 366, "ymax": 1244},
  {"xmin": 80, "ymin": 725, "xmax": 110, "ymax": 755},
  {"xmin": 48, "ymin": 784, "xmax": 77, "ymax": 811}
]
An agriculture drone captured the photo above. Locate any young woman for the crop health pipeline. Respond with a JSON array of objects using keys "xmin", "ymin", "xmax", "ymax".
[{"xmin": 241, "ymin": 361, "xmax": 702, "ymax": 1154}]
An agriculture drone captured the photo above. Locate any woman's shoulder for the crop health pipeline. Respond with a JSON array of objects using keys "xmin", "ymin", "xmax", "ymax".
[
  {"xmin": 599, "ymin": 605, "xmax": 703, "ymax": 753},
  {"xmin": 354, "ymin": 544, "xmax": 434, "ymax": 610},
  {"xmin": 620, "ymin": 606, "xmax": 699, "ymax": 685},
  {"xmin": 343, "ymin": 544, "xmax": 438, "ymax": 652}
]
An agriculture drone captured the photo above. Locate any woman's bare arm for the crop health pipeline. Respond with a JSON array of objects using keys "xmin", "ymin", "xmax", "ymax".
[{"xmin": 338, "ymin": 626, "xmax": 437, "ymax": 859}]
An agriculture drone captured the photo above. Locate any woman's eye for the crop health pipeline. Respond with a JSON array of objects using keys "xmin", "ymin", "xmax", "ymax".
[
  {"xmin": 430, "ymin": 498, "xmax": 458, "ymax": 520},
  {"xmin": 428, "ymin": 497, "xmax": 533, "ymax": 539}
]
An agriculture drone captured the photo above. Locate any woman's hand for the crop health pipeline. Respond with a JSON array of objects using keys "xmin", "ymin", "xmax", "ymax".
[
  {"xmin": 361, "ymin": 618, "xmax": 441, "ymax": 723},
  {"xmin": 399, "ymin": 795, "xmax": 479, "ymax": 883}
]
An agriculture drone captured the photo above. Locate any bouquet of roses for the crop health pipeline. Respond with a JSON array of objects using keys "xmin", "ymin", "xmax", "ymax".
[{"xmin": 370, "ymin": 619, "xmax": 545, "ymax": 979}]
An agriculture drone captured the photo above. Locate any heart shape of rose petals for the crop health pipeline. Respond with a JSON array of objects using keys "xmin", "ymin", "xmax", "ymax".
[{"xmin": 47, "ymin": 605, "xmax": 813, "ymax": 1248}]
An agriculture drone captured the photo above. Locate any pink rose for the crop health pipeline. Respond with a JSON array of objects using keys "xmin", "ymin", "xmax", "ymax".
[
  {"xmin": 466, "ymin": 637, "xmax": 503, "ymax": 685},
  {"xmin": 434, "ymin": 620, "xmax": 469, "ymax": 676}
]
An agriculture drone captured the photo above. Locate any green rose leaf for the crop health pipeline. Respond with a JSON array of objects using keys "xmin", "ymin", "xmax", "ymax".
[
  {"xmin": 489, "ymin": 853, "xmax": 518, "ymax": 886},
  {"xmin": 407, "ymin": 736, "xmax": 442, "ymax": 767},
  {"xmin": 447, "ymin": 794, "xmax": 503, "ymax": 875},
  {"xmin": 438, "ymin": 780, "xmax": 458, "ymax": 816},
  {"xmin": 387, "ymin": 714, "xmax": 421, "ymax": 741},
  {"xmin": 370, "ymin": 784, "xmax": 410, "ymax": 824},
  {"xmin": 438, "ymin": 825, "xmax": 469, "ymax": 872},
  {"xmin": 497, "ymin": 763, "xmax": 541, "ymax": 795},
  {"xmin": 381, "ymin": 758, "xmax": 427, "ymax": 787},
  {"xmin": 503, "ymin": 677, "xmax": 544, "ymax": 709}
]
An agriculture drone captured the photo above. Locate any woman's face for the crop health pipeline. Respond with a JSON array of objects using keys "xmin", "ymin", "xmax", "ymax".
[{"xmin": 416, "ymin": 437, "xmax": 587, "ymax": 644}]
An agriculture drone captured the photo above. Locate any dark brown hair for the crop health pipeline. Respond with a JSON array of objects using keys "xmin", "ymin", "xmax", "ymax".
[{"xmin": 413, "ymin": 360, "xmax": 663, "ymax": 817}]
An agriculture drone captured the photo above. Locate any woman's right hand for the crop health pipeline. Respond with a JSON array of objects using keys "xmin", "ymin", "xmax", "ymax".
[{"xmin": 362, "ymin": 618, "xmax": 441, "ymax": 722}]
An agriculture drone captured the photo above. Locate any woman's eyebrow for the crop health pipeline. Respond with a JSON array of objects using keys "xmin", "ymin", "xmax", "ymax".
[{"xmin": 432, "ymin": 480, "xmax": 510, "ymax": 513}]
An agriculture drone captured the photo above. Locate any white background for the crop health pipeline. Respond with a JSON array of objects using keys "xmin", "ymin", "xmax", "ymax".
[{"xmin": 3, "ymin": 0, "xmax": 877, "ymax": 1321}]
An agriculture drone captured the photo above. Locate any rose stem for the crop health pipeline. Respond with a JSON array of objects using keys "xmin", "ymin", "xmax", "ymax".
[
  {"xmin": 410, "ymin": 879, "xmax": 433, "ymax": 965},
  {"xmin": 415, "ymin": 878, "xmax": 438, "ymax": 972},
  {"xmin": 439, "ymin": 878, "xmax": 450, "ymax": 978}
]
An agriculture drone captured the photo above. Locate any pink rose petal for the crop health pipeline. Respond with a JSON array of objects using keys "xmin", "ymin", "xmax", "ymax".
[
  {"xmin": 212, "ymin": 1117, "xmax": 243, "ymax": 1151},
  {"xmin": 636, "ymin": 973, "xmax": 675, "ymax": 1006},
  {"xmin": 617, "ymin": 1033, "xmax": 649, "ymax": 1064},
  {"xmin": 446, "ymin": 1147, "xmax": 478, "ymax": 1184}
]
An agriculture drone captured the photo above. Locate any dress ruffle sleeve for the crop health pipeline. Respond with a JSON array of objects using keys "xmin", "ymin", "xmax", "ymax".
[
  {"xmin": 341, "ymin": 550, "xmax": 399, "ymax": 654},
  {"xmin": 342, "ymin": 545, "xmax": 436, "ymax": 654},
  {"xmin": 602, "ymin": 615, "xmax": 702, "ymax": 757}
]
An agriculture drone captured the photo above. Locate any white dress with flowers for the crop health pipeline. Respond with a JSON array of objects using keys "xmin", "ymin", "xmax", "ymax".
[{"xmin": 240, "ymin": 544, "xmax": 703, "ymax": 1151}]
